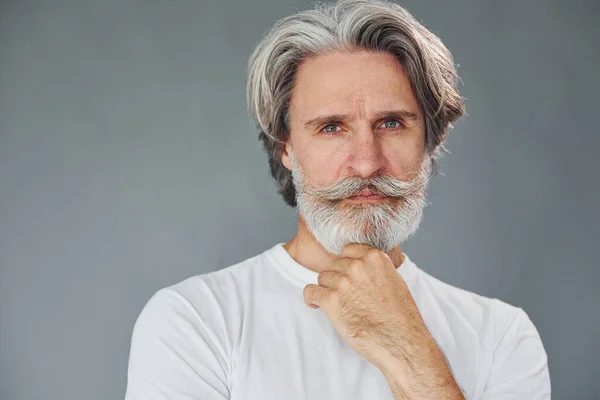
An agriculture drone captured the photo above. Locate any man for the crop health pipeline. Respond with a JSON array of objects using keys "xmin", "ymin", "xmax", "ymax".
[{"xmin": 125, "ymin": 0, "xmax": 551, "ymax": 398}]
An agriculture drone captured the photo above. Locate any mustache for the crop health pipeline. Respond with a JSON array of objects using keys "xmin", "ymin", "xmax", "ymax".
[{"xmin": 301, "ymin": 170, "xmax": 430, "ymax": 201}]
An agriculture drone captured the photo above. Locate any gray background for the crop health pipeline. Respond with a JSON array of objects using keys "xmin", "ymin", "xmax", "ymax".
[{"xmin": 1, "ymin": 0, "xmax": 598, "ymax": 399}]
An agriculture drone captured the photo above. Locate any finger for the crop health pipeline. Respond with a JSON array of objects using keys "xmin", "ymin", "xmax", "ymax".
[
  {"xmin": 325, "ymin": 257, "xmax": 353, "ymax": 273},
  {"xmin": 303, "ymin": 284, "xmax": 331, "ymax": 308},
  {"xmin": 317, "ymin": 270, "xmax": 345, "ymax": 289},
  {"xmin": 340, "ymin": 243, "xmax": 374, "ymax": 259}
]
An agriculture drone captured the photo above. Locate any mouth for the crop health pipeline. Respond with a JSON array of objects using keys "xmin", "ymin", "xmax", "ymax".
[{"xmin": 347, "ymin": 189, "xmax": 388, "ymax": 202}]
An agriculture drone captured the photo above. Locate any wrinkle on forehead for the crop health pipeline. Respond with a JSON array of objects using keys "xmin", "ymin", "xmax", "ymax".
[{"xmin": 289, "ymin": 51, "xmax": 421, "ymax": 130}]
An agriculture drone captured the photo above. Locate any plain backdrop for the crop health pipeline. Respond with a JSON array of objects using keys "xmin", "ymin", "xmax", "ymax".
[{"xmin": 1, "ymin": 0, "xmax": 599, "ymax": 399}]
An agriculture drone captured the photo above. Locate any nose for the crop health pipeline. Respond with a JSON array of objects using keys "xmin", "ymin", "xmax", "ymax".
[{"xmin": 348, "ymin": 127, "xmax": 385, "ymax": 178}]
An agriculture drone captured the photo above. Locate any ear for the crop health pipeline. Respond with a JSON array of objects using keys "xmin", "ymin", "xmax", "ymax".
[{"xmin": 281, "ymin": 142, "xmax": 292, "ymax": 171}]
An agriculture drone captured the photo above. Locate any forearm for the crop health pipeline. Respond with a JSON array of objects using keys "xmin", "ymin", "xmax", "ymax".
[
  {"xmin": 378, "ymin": 339, "xmax": 465, "ymax": 400},
  {"xmin": 382, "ymin": 365, "xmax": 464, "ymax": 400}
]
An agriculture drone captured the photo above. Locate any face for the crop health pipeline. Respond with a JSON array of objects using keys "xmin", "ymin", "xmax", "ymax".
[{"xmin": 281, "ymin": 50, "xmax": 431, "ymax": 255}]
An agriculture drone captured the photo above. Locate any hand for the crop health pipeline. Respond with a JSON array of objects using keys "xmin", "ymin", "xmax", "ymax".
[
  {"xmin": 303, "ymin": 244, "xmax": 463, "ymax": 398},
  {"xmin": 303, "ymin": 243, "xmax": 425, "ymax": 369}
]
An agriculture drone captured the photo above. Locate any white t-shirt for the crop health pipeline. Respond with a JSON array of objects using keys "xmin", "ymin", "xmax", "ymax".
[{"xmin": 125, "ymin": 243, "xmax": 551, "ymax": 399}]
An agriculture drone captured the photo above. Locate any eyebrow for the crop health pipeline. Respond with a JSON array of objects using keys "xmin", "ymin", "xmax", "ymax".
[{"xmin": 303, "ymin": 109, "xmax": 420, "ymax": 130}]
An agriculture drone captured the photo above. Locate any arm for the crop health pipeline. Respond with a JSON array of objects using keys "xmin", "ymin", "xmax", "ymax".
[
  {"xmin": 124, "ymin": 289, "xmax": 230, "ymax": 400},
  {"xmin": 375, "ymin": 326, "xmax": 465, "ymax": 399},
  {"xmin": 304, "ymin": 244, "xmax": 465, "ymax": 399}
]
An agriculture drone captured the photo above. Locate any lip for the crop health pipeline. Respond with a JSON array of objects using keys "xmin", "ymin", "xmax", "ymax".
[{"xmin": 347, "ymin": 193, "xmax": 388, "ymax": 201}]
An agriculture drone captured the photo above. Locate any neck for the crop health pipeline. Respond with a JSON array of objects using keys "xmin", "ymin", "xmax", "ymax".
[{"xmin": 283, "ymin": 215, "xmax": 405, "ymax": 274}]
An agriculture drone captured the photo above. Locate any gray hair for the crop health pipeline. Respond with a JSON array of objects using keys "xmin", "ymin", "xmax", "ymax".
[{"xmin": 246, "ymin": 0, "xmax": 466, "ymax": 207}]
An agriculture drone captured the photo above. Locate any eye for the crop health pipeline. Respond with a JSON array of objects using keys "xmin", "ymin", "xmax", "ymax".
[
  {"xmin": 380, "ymin": 120, "xmax": 403, "ymax": 130},
  {"xmin": 320, "ymin": 124, "xmax": 342, "ymax": 135}
]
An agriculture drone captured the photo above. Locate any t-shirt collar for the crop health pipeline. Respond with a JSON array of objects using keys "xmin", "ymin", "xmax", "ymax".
[{"xmin": 266, "ymin": 242, "xmax": 417, "ymax": 287}]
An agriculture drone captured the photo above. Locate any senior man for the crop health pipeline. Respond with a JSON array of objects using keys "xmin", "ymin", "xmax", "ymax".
[{"xmin": 125, "ymin": 0, "xmax": 551, "ymax": 398}]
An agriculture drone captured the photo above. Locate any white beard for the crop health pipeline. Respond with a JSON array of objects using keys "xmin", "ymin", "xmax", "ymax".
[{"xmin": 290, "ymin": 150, "xmax": 432, "ymax": 255}]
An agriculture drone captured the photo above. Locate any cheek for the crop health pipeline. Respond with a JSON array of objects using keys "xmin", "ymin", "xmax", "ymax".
[
  {"xmin": 383, "ymin": 138, "xmax": 426, "ymax": 174},
  {"xmin": 300, "ymin": 147, "xmax": 347, "ymax": 186}
]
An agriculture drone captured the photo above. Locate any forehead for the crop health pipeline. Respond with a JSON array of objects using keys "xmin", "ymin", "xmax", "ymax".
[{"xmin": 289, "ymin": 51, "xmax": 420, "ymax": 121}]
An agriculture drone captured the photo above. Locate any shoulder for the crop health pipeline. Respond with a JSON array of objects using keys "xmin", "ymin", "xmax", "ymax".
[
  {"xmin": 128, "ymin": 249, "xmax": 275, "ymax": 374},
  {"xmin": 410, "ymin": 263, "xmax": 544, "ymax": 354},
  {"xmin": 405, "ymin": 259, "xmax": 521, "ymax": 334},
  {"xmin": 409, "ymin": 268, "xmax": 551, "ymax": 396},
  {"xmin": 137, "ymin": 248, "xmax": 272, "ymax": 328},
  {"xmin": 132, "ymin": 245, "xmax": 285, "ymax": 336},
  {"xmin": 167, "ymin": 250, "xmax": 268, "ymax": 304},
  {"xmin": 125, "ymin": 251, "xmax": 275, "ymax": 399}
]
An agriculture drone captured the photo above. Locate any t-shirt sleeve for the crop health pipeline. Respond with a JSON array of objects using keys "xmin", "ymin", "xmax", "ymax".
[
  {"xmin": 480, "ymin": 306, "xmax": 551, "ymax": 399},
  {"xmin": 124, "ymin": 288, "xmax": 230, "ymax": 400}
]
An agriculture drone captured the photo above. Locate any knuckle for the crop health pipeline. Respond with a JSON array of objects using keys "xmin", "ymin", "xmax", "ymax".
[
  {"xmin": 365, "ymin": 248, "xmax": 383, "ymax": 262},
  {"xmin": 349, "ymin": 258, "xmax": 363, "ymax": 274},
  {"xmin": 338, "ymin": 274, "xmax": 351, "ymax": 289},
  {"xmin": 317, "ymin": 271, "xmax": 329, "ymax": 286},
  {"xmin": 328, "ymin": 290, "xmax": 340, "ymax": 304}
]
